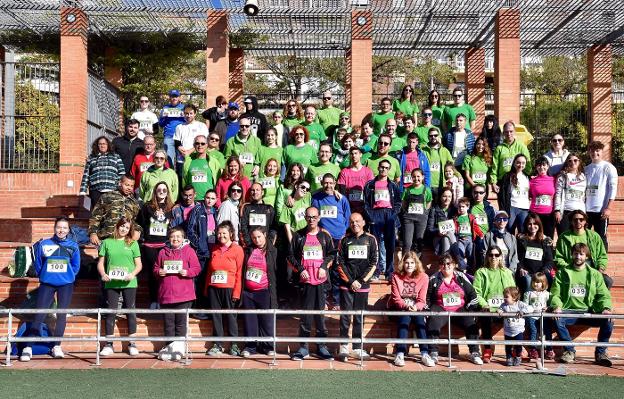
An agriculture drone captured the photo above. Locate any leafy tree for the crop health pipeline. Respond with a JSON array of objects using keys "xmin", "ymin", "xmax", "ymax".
[
  {"xmin": 372, "ymin": 55, "xmax": 455, "ymax": 95},
  {"xmin": 521, "ymin": 56, "xmax": 587, "ymax": 95}
]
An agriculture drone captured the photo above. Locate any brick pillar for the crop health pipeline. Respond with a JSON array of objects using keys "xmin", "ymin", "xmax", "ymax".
[
  {"xmin": 588, "ymin": 44, "xmax": 613, "ymax": 159},
  {"xmin": 494, "ymin": 8, "xmax": 520, "ymax": 124},
  {"xmin": 346, "ymin": 10, "xmax": 373, "ymax": 126},
  {"xmin": 229, "ymin": 48, "xmax": 244, "ymax": 105},
  {"xmin": 59, "ymin": 7, "xmax": 89, "ymax": 192},
  {"xmin": 206, "ymin": 11, "xmax": 230, "ymax": 106},
  {"xmin": 465, "ymin": 47, "xmax": 486, "ymax": 131}
]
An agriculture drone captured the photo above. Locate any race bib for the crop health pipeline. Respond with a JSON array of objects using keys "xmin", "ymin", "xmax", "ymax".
[
  {"xmin": 191, "ymin": 170, "xmax": 207, "ymax": 183},
  {"xmin": 294, "ymin": 208, "xmax": 306, "ymax": 223},
  {"xmin": 303, "ymin": 245, "xmax": 323, "ymax": 260},
  {"xmin": 239, "ymin": 152, "xmax": 254, "ymax": 164},
  {"xmin": 535, "ymin": 195, "xmax": 552, "ymax": 207},
  {"xmin": 211, "ymin": 270, "xmax": 228, "ymax": 284},
  {"xmin": 348, "ymin": 190, "xmax": 363, "ymax": 202},
  {"xmin": 108, "ymin": 267, "xmax": 128, "ymax": 280},
  {"xmin": 438, "ymin": 220, "xmax": 455, "ymax": 234},
  {"xmin": 163, "ymin": 260, "xmax": 183, "ymax": 274},
  {"xmin": 140, "ymin": 162, "xmax": 153, "ymax": 172},
  {"xmin": 246, "ymin": 267, "xmax": 264, "ymax": 283},
  {"xmin": 249, "ymin": 213, "xmax": 267, "ymax": 226},
  {"xmin": 442, "ymin": 292, "xmax": 461, "ymax": 308},
  {"xmin": 566, "ymin": 189, "xmax": 584, "ymax": 201},
  {"xmin": 525, "ymin": 247, "xmax": 543, "ymax": 261},
  {"xmin": 587, "ymin": 185, "xmax": 598, "ymax": 197},
  {"xmin": 403, "ymin": 174, "xmax": 413, "ymax": 184},
  {"xmin": 320, "ymin": 205, "xmax": 338, "ymax": 219},
  {"xmin": 315, "ymin": 175, "xmax": 323, "ymax": 184},
  {"xmin": 475, "ymin": 214, "xmax": 487, "ymax": 225},
  {"xmin": 348, "ymin": 245, "xmax": 367, "ymax": 259},
  {"xmin": 458, "ymin": 223, "xmax": 471, "ymax": 235},
  {"xmin": 570, "ymin": 284, "xmax": 586, "ymax": 298},
  {"xmin": 260, "ymin": 178, "xmax": 275, "ymax": 189},
  {"xmin": 432, "ymin": 118, "xmax": 441, "ymax": 126},
  {"xmin": 488, "ymin": 295, "xmax": 504, "ymax": 309},
  {"xmin": 163, "ymin": 108, "xmax": 183, "ymax": 118},
  {"xmin": 149, "ymin": 220, "xmax": 168, "ymax": 236},
  {"xmin": 374, "ymin": 189, "xmax": 390, "ymax": 202},
  {"xmin": 309, "ymin": 139, "xmax": 318, "ymax": 150},
  {"xmin": 472, "ymin": 172, "xmax": 487, "ymax": 182},
  {"xmin": 46, "ymin": 259, "xmax": 68, "ymax": 273},
  {"xmin": 408, "ymin": 202, "xmax": 424, "ymax": 214},
  {"xmin": 503, "ymin": 157, "xmax": 514, "ymax": 168},
  {"xmin": 513, "ymin": 187, "xmax": 528, "ymax": 198},
  {"xmin": 430, "ymin": 162, "xmax": 440, "ymax": 172}
]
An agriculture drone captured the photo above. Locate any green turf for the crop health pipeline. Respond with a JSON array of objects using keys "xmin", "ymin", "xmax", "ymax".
[{"xmin": 0, "ymin": 369, "xmax": 622, "ymax": 398}]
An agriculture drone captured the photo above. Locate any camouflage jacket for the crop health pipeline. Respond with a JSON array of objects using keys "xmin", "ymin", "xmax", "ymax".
[{"xmin": 88, "ymin": 190, "xmax": 141, "ymax": 239}]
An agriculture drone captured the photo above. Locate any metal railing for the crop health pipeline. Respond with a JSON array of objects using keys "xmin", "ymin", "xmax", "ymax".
[
  {"xmin": 1, "ymin": 308, "xmax": 621, "ymax": 371},
  {"xmin": 87, "ymin": 69, "xmax": 122, "ymax": 150}
]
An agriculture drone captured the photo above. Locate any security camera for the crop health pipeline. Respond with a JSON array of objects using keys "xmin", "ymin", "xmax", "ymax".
[{"xmin": 244, "ymin": 0, "xmax": 259, "ymax": 16}]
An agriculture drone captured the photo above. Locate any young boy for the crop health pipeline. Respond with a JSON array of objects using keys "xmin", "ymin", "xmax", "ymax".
[
  {"xmin": 450, "ymin": 197, "xmax": 484, "ymax": 272},
  {"xmin": 498, "ymin": 286, "xmax": 533, "ymax": 366}
]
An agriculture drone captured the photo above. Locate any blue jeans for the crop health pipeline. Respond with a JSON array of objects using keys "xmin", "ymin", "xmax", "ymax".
[
  {"xmin": 508, "ymin": 207, "xmax": 528, "ymax": 234},
  {"xmin": 450, "ymin": 236, "xmax": 474, "ymax": 272},
  {"xmin": 30, "ymin": 283, "xmax": 74, "ymax": 346},
  {"xmin": 554, "ymin": 313, "xmax": 613, "ymax": 354},
  {"xmin": 396, "ymin": 315, "xmax": 427, "ymax": 354},
  {"xmin": 370, "ymin": 208, "xmax": 397, "ymax": 277},
  {"xmin": 526, "ymin": 317, "xmax": 553, "ymax": 350},
  {"xmin": 163, "ymin": 136, "xmax": 176, "ymax": 172},
  {"xmin": 504, "ymin": 332, "xmax": 524, "ymax": 358}
]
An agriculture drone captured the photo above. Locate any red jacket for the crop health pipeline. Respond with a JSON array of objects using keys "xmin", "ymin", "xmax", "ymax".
[
  {"xmin": 215, "ymin": 175, "xmax": 251, "ymax": 207},
  {"xmin": 153, "ymin": 241, "xmax": 201, "ymax": 305},
  {"xmin": 205, "ymin": 242, "xmax": 245, "ymax": 299},
  {"xmin": 131, "ymin": 152, "xmax": 170, "ymax": 184},
  {"xmin": 453, "ymin": 213, "xmax": 485, "ymax": 240}
]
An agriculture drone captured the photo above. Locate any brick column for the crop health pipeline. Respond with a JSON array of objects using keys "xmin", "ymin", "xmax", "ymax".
[
  {"xmin": 229, "ymin": 48, "xmax": 244, "ymax": 105},
  {"xmin": 494, "ymin": 8, "xmax": 520, "ymax": 124},
  {"xmin": 588, "ymin": 44, "xmax": 613, "ymax": 159},
  {"xmin": 346, "ymin": 10, "xmax": 373, "ymax": 125},
  {"xmin": 465, "ymin": 47, "xmax": 486, "ymax": 131},
  {"xmin": 206, "ymin": 11, "xmax": 230, "ymax": 105},
  {"xmin": 59, "ymin": 7, "xmax": 89, "ymax": 191}
]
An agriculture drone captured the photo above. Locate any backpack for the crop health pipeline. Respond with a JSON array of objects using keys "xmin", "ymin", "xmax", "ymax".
[
  {"xmin": 10, "ymin": 322, "xmax": 54, "ymax": 356},
  {"xmin": 8, "ymin": 246, "xmax": 34, "ymax": 278},
  {"xmin": 68, "ymin": 225, "xmax": 90, "ymax": 245}
]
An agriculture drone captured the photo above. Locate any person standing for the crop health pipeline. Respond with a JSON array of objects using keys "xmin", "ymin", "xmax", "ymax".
[
  {"xmin": 201, "ymin": 95, "xmax": 228, "ymax": 132},
  {"xmin": 182, "ymin": 135, "xmax": 220, "ymax": 200},
  {"xmin": 317, "ymin": 91, "xmax": 344, "ymax": 134},
  {"xmin": 306, "ymin": 143, "xmax": 341, "ymax": 193},
  {"xmin": 113, "ymin": 119, "xmax": 144, "ymax": 174},
  {"xmin": 131, "ymin": 96, "xmax": 159, "ymax": 139},
  {"xmin": 442, "ymin": 88, "xmax": 476, "ymax": 132},
  {"xmin": 490, "ymin": 121, "xmax": 532, "ymax": 195},
  {"xmin": 130, "ymin": 134, "xmax": 170, "ymax": 184},
  {"xmin": 422, "ymin": 127, "xmax": 454, "ymax": 199},
  {"xmin": 224, "ymin": 117, "xmax": 263, "ymax": 179},
  {"xmin": 79, "ymin": 136, "xmax": 125, "ymax": 209},
  {"xmin": 444, "ymin": 113, "xmax": 475, "ymax": 168},
  {"xmin": 241, "ymin": 96, "xmax": 269, "ymax": 141},
  {"xmin": 214, "ymin": 102, "xmax": 241, "ymax": 146},
  {"xmin": 159, "ymin": 89, "xmax": 185, "ymax": 169},
  {"xmin": 173, "ymin": 103, "xmax": 209, "ymax": 176},
  {"xmin": 337, "ymin": 146, "xmax": 375, "ymax": 214}
]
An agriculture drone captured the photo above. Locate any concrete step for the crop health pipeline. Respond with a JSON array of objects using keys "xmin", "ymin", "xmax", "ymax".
[
  {"xmin": 46, "ymin": 195, "xmax": 90, "ymax": 208},
  {"xmin": 0, "ymin": 218, "xmax": 89, "ymax": 243}
]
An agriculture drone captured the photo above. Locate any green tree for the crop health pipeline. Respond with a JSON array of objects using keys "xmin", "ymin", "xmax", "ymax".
[
  {"xmin": 372, "ymin": 55, "xmax": 455, "ymax": 95},
  {"xmin": 521, "ymin": 56, "xmax": 587, "ymax": 95}
]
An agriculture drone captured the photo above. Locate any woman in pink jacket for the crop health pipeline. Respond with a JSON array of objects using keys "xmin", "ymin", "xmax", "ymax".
[
  {"xmin": 153, "ymin": 227, "xmax": 201, "ymax": 359},
  {"xmin": 388, "ymin": 251, "xmax": 429, "ymax": 367},
  {"xmin": 529, "ymin": 156, "xmax": 556, "ymax": 239}
]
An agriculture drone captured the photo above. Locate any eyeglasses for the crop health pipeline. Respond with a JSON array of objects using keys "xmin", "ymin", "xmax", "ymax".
[
  {"xmin": 305, "ymin": 215, "xmax": 318, "ymax": 220},
  {"xmin": 552, "ymin": 138, "xmax": 563, "ymax": 143},
  {"xmin": 194, "ymin": 142, "xmax": 207, "ymax": 146},
  {"xmin": 488, "ymin": 253, "xmax": 501, "ymax": 258},
  {"xmin": 299, "ymin": 186, "xmax": 310, "ymax": 192},
  {"xmin": 423, "ymin": 113, "xmax": 433, "ymax": 117},
  {"xmin": 379, "ymin": 141, "xmax": 391, "ymax": 147},
  {"xmin": 323, "ymin": 97, "xmax": 332, "ymax": 100},
  {"xmin": 156, "ymin": 188, "xmax": 168, "ymax": 193},
  {"xmin": 454, "ymin": 94, "xmax": 463, "ymax": 98},
  {"xmin": 230, "ymin": 188, "xmax": 243, "ymax": 193},
  {"xmin": 140, "ymin": 100, "xmax": 149, "ymax": 103},
  {"xmin": 209, "ymin": 137, "xmax": 220, "ymax": 142},
  {"xmin": 154, "ymin": 157, "xmax": 165, "ymax": 160},
  {"xmin": 295, "ymin": 132, "xmax": 305, "ymax": 136},
  {"xmin": 429, "ymin": 134, "xmax": 439, "ymax": 138},
  {"xmin": 569, "ymin": 158, "xmax": 580, "ymax": 163},
  {"xmin": 572, "ymin": 218, "xmax": 585, "ymax": 222},
  {"xmin": 240, "ymin": 125, "xmax": 251, "ymax": 128},
  {"xmin": 495, "ymin": 217, "xmax": 509, "ymax": 222},
  {"xmin": 474, "ymin": 191, "xmax": 486, "ymax": 195}
]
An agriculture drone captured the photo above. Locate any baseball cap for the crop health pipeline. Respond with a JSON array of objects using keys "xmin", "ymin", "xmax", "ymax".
[
  {"xmin": 244, "ymin": 97, "xmax": 253, "ymax": 104},
  {"xmin": 168, "ymin": 89, "xmax": 180, "ymax": 97},
  {"xmin": 227, "ymin": 102, "xmax": 240, "ymax": 110},
  {"xmin": 495, "ymin": 210, "xmax": 509, "ymax": 219}
]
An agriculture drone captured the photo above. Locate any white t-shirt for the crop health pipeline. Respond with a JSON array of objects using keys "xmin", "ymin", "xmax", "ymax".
[
  {"xmin": 510, "ymin": 173, "xmax": 530, "ymax": 209},
  {"xmin": 173, "ymin": 121, "xmax": 209, "ymax": 162},
  {"xmin": 452, "ymin": 130, "xmax": 467, "ymax": 158},
  {"xmin": 131, "ymin": 109, "xmax": 159, "ymax": 140},
  {"xmin": 556, "ymin": 172, "xmax": 586, "ymax": 212},
  {"xmin": 584, "ymin": 160, "xmax": 618, "ymax": 212}
]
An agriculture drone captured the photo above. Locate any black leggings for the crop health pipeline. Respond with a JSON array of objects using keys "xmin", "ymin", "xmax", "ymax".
[
  {"xmin": 161, "ymin": 301, "xmax": 193, "ymax": 342},
  {"xmin": 104, "ymin": 288, "xmax": 137, "ymax": 345},
  {"xmin": 427, "ymin": 304, "xmax": 480, "ymax": 354}
]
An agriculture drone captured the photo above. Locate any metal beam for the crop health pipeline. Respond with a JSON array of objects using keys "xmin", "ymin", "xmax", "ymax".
[
  {"xmin": 598, "ymin": 24, "xmax": 624, "ymax": 45},
  {"xmin": 470, "ymin": 15, "xmax": 496, "ymax": 48},
  {"xmin": 411, "ymin": 10, "xmax": 432, "ymax": 49},
  {"xmin": 533, "ymin": 0, "xmax": 591, "ymax": 49}
]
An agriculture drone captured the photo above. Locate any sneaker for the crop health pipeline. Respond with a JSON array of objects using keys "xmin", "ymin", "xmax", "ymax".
[
  {"xmin": 192, "ymin": 313, "xmax": 210, "ymax": 320},
  {"xmin": 51, "ymin": 345, "xmax": 65, "ymax": 359},
  {"xmin": 20, "ymin": 346, "xmax": 32, "ymax": 362},
  {"xmin": 430, "ymin": 351, "xmax": 439, "ymax": 364},
  {"xmin": 513, "ymin": 356, "xmax": 522, "ymax": 366},
  {"xmin": 266, "ymin": 350, "xmax": 276, "ymax": 356},
  {"xmin": 560, "ymin": 350, "xmax": 575, "ymax": 364},
  {"xmin": 529, "ymin": 348, "xmax": 539, "ymax": 359},
  {"xmin": 229, "ymin": 344, "xmax": 241, "ymax": 357},
  {"xmin": 290, "ymin": 347, "xmax": 310, "ymax": 361},
  {"xmin": 469, "ymin": 352, "xmax": 484, "ymax": 365},
  {"xmin": 206, "ymin": 344, "xmax": 223, "ymax": 356},
  {"xmin": 338, "ymin": 344, "xmax": 350, "ymax": 361},
  {"xmin": 482, "ymin": 348, "xmax": 492, "ymax": 363},
  {"xmin": 317, "ymin": 345, "xmax": 334, "ymax": 360},
  {"xmin": 394, "ymin": 352, "xmax": 405, "ymax": 367},
  {"xmin": 595, "ymin": 352, "xmax": 612, "ymax": 367},
  {"xmin": 241, "ymin": 350, "xmax": 251, "ymax": 358},
  {"xmin": 505, "ymin": 356, "xmax": 514, "ymax": 366},
  {"xmin": 99, "ymin": 345, "xmax": 114, "ymax": 356},
  {"xmin": 421, "ymin": 353, "xmax": 435, "ymax": 367},
  {"xmin": 370, "ymin": 274, "xmax": 380, "ymax": 282},
  {"xmin": 545, "ymin": 349, "xmax": 556, "ymax": 360},
  {"xmin": 351, "ymin": 348, "xmax": 370, "ymax": 361},
  {"xmin": 128, "ymin": 345, "xmax": 139, "ymax": 357}
]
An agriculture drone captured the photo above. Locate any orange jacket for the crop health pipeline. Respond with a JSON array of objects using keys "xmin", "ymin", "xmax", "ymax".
[{"xmin": 205, "ymin": 242, "xmax": 244, "ymax": 299}]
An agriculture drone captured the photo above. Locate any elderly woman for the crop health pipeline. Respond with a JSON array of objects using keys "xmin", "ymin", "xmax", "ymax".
[{"xmin": 79, "ymin": 135, "xmax": 125, "ymax": 208}]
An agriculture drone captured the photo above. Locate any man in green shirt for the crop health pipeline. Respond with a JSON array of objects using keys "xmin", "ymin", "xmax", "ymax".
[
  {"xmin": 550, "ymin": 242, "xmax": 613, "ymax": 366},
  {"xmin": 490, "ymin": 121, "xmax": 532, "ymax": 193},
  {"xmin": 415, "ymin": 107, "xmax": 440, "ymax": 147},
  {"xmin": 307, "ymin": 143, "xmax": 341, "ymax": 192},
  {"xmin": 317, "ymin": 91, "xmax": 344, "ymax": 133},
  {"xmin": 302, "ymin": 106, "xmax": 327, "ymax": 151},
  {"xmin": 182, "ymin": 135, "xmax": 221, "ymax": 200},
  {"xmin": 422, "ymin": 128, "xmax": 454, "ymax": 199},
  {"xmin": 366, "ymin": 133, "xmax": 401, "ymax": 182},
  {"xmin": 383, "ymin": 118, "xmax": 405, "ymax": 156},
  {"xmin": 224, "ymin": 117, "xmax": 262, "ymax": 179},
  {"xmin": 442, "ymin": 88, "xmax": 476, "ymax": 132},
  {"xmin": 371, "ymin": 97, "xmax": 395, "ymax": 135}
]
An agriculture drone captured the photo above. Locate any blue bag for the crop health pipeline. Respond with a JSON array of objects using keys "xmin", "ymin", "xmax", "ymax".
[{"xmin": 10, "ymin": 322, "xmax": 54, "ymax": 356}]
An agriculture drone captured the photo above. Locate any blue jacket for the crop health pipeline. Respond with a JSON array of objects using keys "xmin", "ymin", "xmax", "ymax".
[
  {"xmin": 444, "ymin": 128, "xmax": 475, "ymax": 167},
  {"xmin": 186, "ymin": 202, "xmax": 217, "ymax": 259},
  {"xmin": 171, "ymin": 202, "xmax": 197, "ymax": 231},
  {"xmin": 311, "ymin": 192, "xmax": 352, "ymax": 240},
  {"xmin": 395, "ymin": 147, "xmax": 431, "ymax": 189},
  {"xmin": 159, "ymin": 103, "xmax": 185, "ymax": 138},
  {"xmin": 33, "ymin": 236, "xmax": 80, "ymax": 286}
]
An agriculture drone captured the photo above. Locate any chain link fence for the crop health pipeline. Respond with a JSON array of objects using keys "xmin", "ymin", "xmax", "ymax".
[{"xmin": 612, "ymin": 91, "xmax": 624, "ymax": 174}]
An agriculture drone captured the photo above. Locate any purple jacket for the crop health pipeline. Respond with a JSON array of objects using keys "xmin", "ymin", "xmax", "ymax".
[{"xmin": 153, "ymin": 240, "xmax": 201, "ymax": 305}]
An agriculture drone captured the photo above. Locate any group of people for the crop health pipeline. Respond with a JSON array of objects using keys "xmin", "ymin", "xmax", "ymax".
[{"xmin": 21, "ymin": 87, "xmax": 618, "ymax": 368}]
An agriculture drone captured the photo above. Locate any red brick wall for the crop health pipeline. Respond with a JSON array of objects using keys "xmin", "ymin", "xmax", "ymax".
[
  {"xmin": 229, "ymin": 48, "xmax": 244, "ymax": 105},
  {"xmin": 206, "ymin": 11, "xmax": 230, "ymax": 105},
  {"xmin": 494, "ymin": 8, "xmax": 520, "ymax": 124},
  {"xmin": 347, "ymin": 10, "xmax": 373, "ymax": 126},
  {"xmin": 465, "ymin": 47, "xmax": 485, "ymax": 131},
  {"xmin": 588, "ymin": 44, "xmax": 613, "ymax": 159}
]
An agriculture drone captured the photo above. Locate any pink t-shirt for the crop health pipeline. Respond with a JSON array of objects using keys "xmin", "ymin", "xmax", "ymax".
[
  {"xmin": 436, "ymin": 277, "xmax": 466, "ymax": 312},
  {"xmin": 373, "ymin": 180, "xmax": 392, "ymax": 209},
  {"xmin": 182, "ymin": 205, "xmax": 194, "ymax": 221},
  {"xmin": 338, "ymin": 166, "xmax": 374, "ymax": 207},
  {"xmin": 300, "ymin": 233, "xmax": 327, "ymax": 286},
  {"xmin": 245, "ymin": 248, "xmax": 269, "ymax": 291},
  {"xmin": 403, "ymin": 151, "xmax": 421, "ymax": 187},
  {"xmin": 206, "ymin": 213, "xmax": 216, "ymax": 245},
  {"xmin": 529, "ymin": 174, "xmax": 556, "ymax": 214}
]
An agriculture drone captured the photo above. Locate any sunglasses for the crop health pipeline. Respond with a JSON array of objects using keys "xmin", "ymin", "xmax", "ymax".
[
  {"xmin": 429, "ymin": 134, "xmax": 439, "ymax": 138},
  {"xmin": 423, "ymin": 113, "xmax": 433, "ymax": 117},
  {"xmin": 154, "ymin": 157, "xmax": 165, "ymax": 160},
  {"xmin": 194, "ymin": 142, "xmax": 207, "ymax": 146},
  {"xmin": 404, "ymin": 88, "xmax": 412, "ymax": 92},
  {"xmin": 431, "ymin": 94, "xmax": 439, "ymax": 98},
  {"xmin": 474, "ymin": 191, "xmax": 486, "ymax": 195},
  {"xmin": 305, "ymin": 215, "xmax": 318, "ymax": 220},
  {"xmin": 209, "ymin": 137, "xmax": 220, "ymax": 141},
  {"xmin": 288, "ymin": 104, "xmax": 296, "ymax": 107},
  {"xmin": 496, "ymin": 217, "xmax": 509, "ymax": 222},
  {"xmin": 299, "ymin": 186, "xmax": 310, "ymax": 191},
  {"xmin": 454, "ymin": 94, "xmax": 463, "ymax": 98},
  {"xmin": 552, "ymin": 138, "xmax": 563, "ymax": 142},
  {"xmin": 295, "ymin": 132, "xmax": 305, "ymax": 136},
  {"xmin": 569, "ymin": 158, "xmax": 579, "ymax": 163},
  {"xmin": 379, "ymin": 142, "xmax": 391, "ymax": 147},
  {"xmin": 230, "ymin": 188, "xmax": 243, "ymax": 193},
  {"xmin": 240, "ymin": 125, "xmax": 251, "ymax": 128},
  {"xmin": 488, "ymin": 253, "xmax": 501, "ymax": 258},
  {"xmin": 572, "ymin": 218, "xmax": 585, "ymax": 222},
  {"xmin": 323, "ymin": 97, "xmax": 332, "ymax": 100},
  {"xmin": 140, "ymin": 100, "xmax": 149, "ymax": 103}
]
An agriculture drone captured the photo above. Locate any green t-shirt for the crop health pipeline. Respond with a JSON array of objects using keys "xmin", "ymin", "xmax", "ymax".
[
  {"xmin": 462, "ymin": 154, "xmax": 490, "ymax": 188},
  {"xmin": 423, "ymin": 145, "xmax": 454, "ymax": 189},
  {"xmin": 401, "ymin": 185, "xmax": 433, "ymax": 203},
  {"xmin": 366, "ymin": 154, "xmax": 401, "ymax": 181},
  {"xmin": 442, "ymin": 103, "xmax": 477, "ymax": 129},
  {"xmin": 457, "ymin": 214, "xmax": 471, "ymax": 238},
  {"xmin": 473, "ymin": 267, "xmax": 516, "ymax": 311},
  {"xmin": 415, "ymin": 125, "xmax": 440, "ymax": 148},
  {"xmin": 184, "ymin": 158, "xmax": 214, "ymax": 200},
  {"xmin": 301, "ymin": 121, "xmax": 327, "ymax": 151},
  {"xmin": 371, "ymin": 111, "xmax": 395, "ymax": 135},
  {"xmin": 224, "ymin": 134, "xmax": 262, "ymax": 178},
  {"xmin": 490, "ymin": 140, "xmax": 532, "ymax": 183},
  {"xmin": 99, "ymin": 238, "xmax": 141, "ymax": 289},
  {"xmin": 561, "ymin": 267, "xmax": 590, "ymax": 311},
  {"xmin": 256, "ymin": 176, "xmax": 279, "ymax": 207},
  {"xmin": 282, "ymin": 144, "xmax": 318, "ymax": 171},
  {"xmin": 258, "ymin": 145, "xmax": 283, "ymax": 174},
  {"xmin": 283, "ymin": 116, "xmax": 303, "ymax": 128},
  {"xmin": 356, "ymin": 135, "xmax": 377, "ymax": 154},
  {"xmin": 470, "ymin": 202, "xmax": 489, "ymax": 234},
  {"xmin": 392, "ymin": 99, "xmax": 419, "ymax": 117},
  {"xmin": 317, "ymin": 106, "xmax": 344, "ymax": 131},
  {"xmin": 306, "ymin": 162, "xmax": 341, "ymax": 192},
  {"xmin": 207, "ymin": 149, "xmax": 225, "ymax": 171},
  {"xmin": 278, "ymin": 194, "xmax": 311, "ymax": 232},
  {"xmin": 430, "ymin": 105, "xmax": 445, "ymax": 127}
]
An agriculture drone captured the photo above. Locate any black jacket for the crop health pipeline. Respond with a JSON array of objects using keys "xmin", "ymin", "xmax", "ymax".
[
  {"xmin": 363, "ymin": 178, "xmax": 402, "ymax": 222},
  {"xmin": 517, "ymin": 235, "xmax": 554, "ymax": 276},
  {"xmin": 336, "ymin": 232, "xmax": 378, "ymax": 289},
  {"xmin": 202, "ymin": 106, "xmax": 227, "ymax": 132},
  {"xmin": 242, "ymin": 243, "xmax": 278, "ymax": 308},
  {"xmin": 240, "ymin": 96, "xmax": 269, "ymax": 142},
  {"xmin": 498, "ymin": 171, "xmax": 530, "ymax": 214},
  {"xmin": 239, "ymin": 202, "xmax": 277, "ymax": 247},
  {"xmin": 112, "ymin": 135, "xmax": 145, "ymax": 174},
  {"xmin": 287, "ymin": 228, "xmax": 335, "ymax": 274},
  {"xmin": 427, "ymin": 271, "xmax": 479, "ymax": 311},
  {"xmin": 426, "ymin": 205, "xmax": 457, "ymax": 234}
]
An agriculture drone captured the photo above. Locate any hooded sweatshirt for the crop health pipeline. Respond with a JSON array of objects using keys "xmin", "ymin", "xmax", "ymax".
[
  {"xmin": 153, "ymin": 240, "xmax": 202, "ymax": 305},
  {"xmin": 240, "ymin": 96, "xmax": 269, "ymax": 142},
  {"xmin": 33, "ymin": 236, "xmax": 80, "ymax": 286}
]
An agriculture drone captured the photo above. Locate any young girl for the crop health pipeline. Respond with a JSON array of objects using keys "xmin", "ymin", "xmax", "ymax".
[
  {"xmin": 444, "ymin": 162, "xmax": 464, "ymax": 207},
  {"xmin": 258, "ymin": 127, "xmax": 284, "ymax": 175},
  {"xmin": 97, "ymin": 218, "xmax": 142, "ymax": 356},
  {"xmin": 497, "ymin": 286, "xmax": 533, "ymax": 366},
  {"xmin": 388, "ymin": 252, "xmax": 429, "ymax": 367},
  {"xmin": 498, "ymin": 154, "xmax": 530, "ymax": 234},
  {"xmin": 523, "ymin": 272, "xmax": 551, "ymax": 360},
  {"xmin": 554, "ymin": 153, "xmax": 586, "ymax": 235},
  {"xmin": 401, "ymin": 168, "xmax": 432, "ymax": 258},
  {"xmin": 154, "ymin": 227, "xmax": 201, "ymax": 361}
]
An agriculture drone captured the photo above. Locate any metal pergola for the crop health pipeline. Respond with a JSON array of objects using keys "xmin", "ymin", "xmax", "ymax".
[{"xmin": 0, "ymin": 0, "xmax": 622, "ymax": 57}]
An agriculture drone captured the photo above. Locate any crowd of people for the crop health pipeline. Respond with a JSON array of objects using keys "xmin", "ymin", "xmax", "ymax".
[{"xmin": 21, "ymin": 87, "xmax": 618, "ymax": 368}]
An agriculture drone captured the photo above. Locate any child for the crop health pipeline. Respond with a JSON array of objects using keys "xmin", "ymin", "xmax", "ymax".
[
  {"xmin": 523, "ymin": 272, "xmax": 551, "ymax": 359},
  {"xmin": 401, "ymin": 168, "xmax": 433, "ymax": 258},
  {"xmin": 154, "ymin": 227, "xmax": 201, "ymax": 361},
  {"xmin": 450, "ymin": 197, "xmax": 484, "ymax": 272},
  {"xmin": 497, "ymin": 286, "xmax": 533, "ymax": 366},
  {"xmin": 444, "ymin": 161, "xmax": 464, "ymax": 207}
]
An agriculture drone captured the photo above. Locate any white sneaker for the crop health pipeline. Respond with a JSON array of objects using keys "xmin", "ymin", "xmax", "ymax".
[
  {"xmin": 421, "ymin": 353, "xmax": 435, "ymax": 367},
  {"xmin": 99, "ymin": 345, "xmax": 114, "ymax": 356},
  {"xmin": 431, "ymin": 351, "xmax": 439, "ymax": 364},
  {"xmin": 351, "ymin": 348, "xmax": 370, "ymax": 360},
  {"xmin": 394, "ymin": 352, "xmax": 405, "ymax": 367},
  {"xmin": 338, "ymin": 344, "xmax": 350, "ymax": 361},
  {"xmin": 128, "ymin": 345, "xmax": 139, "ymax": 356},
  {"xmin": 51, "ymin": 345, "xmax": 65, "ymax": 359},
  {"xmin": 158, "ymin": 346, "xmax": 171, "ymax": 361},
  {"xmin": 469, "ymin": 352, "xmax": 484, "ymax": 365},
  {"xmin": 20, "ymin": 346, "xmax": 32, "ymax": 362}
]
